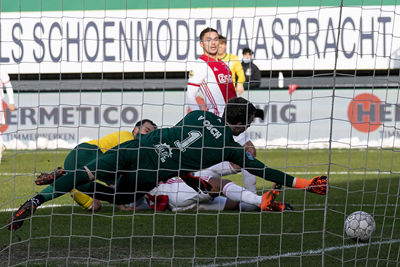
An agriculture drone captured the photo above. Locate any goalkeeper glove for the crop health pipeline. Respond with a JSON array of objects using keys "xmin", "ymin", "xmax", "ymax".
[{"xmin": 307, "ymin": 175, "xmax": 328, "ymax": 195}]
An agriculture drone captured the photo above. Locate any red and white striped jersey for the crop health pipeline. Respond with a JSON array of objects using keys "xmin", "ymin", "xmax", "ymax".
[{"xmin": 186, "ymin": 55, "xmax": 236, "ymax": 117}]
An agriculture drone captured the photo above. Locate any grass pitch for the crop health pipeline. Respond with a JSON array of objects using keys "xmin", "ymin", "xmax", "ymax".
[{"xmin": 0, "ymin": 148, "xmax": 399, "ymax": 266}]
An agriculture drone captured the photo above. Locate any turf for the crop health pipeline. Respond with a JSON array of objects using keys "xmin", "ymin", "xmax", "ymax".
[{"xmin": 0, "ymin": 148, "xmax": 399, "ymax": 266}]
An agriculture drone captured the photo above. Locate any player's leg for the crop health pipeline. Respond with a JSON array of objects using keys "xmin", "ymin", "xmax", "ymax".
[
  {"xmin": 198, "ymin": 197, "xmax": 258, "ymax": 211},
  {"xmin": 8, "ymin": 144, "xmax": 125, "ymax": 231},
  {"xmin": 207, "ymin": 177, "xmax": 290, "ymax": 211},
  {"xmin": 208, "ymin": 177, "xmax": 262, "ymax": 207},
  {"xmin": 35, "ymin": 143, "xmax": 99, "ymax": 185},
  {"xmin": 156, "ymin": 178, "xmax": 213, "ymax": 212},
  {"xmin": 7, "ymin": 169, "xmax": 92, "ymax": 231},
  {"xmin": 203, "ymin": 135, "xmax": 258, "ymax": 193},
  {"xmin": 64, "ymin": 143, "xmax": 100, "ymax": 170},
  {"xmin": 64, "ymin": 143, "xmax": 102, "ymax": 209},
  {"xmin": 197, "ymin": 196, "xmax": 229, "ymax": 211}
]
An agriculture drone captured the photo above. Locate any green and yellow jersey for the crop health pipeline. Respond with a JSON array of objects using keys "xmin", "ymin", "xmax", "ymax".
[{"xmin": 86, "ymin": 131, "xmax": 134, "ymax": 153}]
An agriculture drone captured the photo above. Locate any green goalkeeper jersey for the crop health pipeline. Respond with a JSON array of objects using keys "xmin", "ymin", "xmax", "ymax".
[
  {"xmin": 38, "ymin": 110, "xmax": 295, "ymax": 205},
  {"xmin": 133, "ymin": 110, "xmax": 295, "ymax": 186}
]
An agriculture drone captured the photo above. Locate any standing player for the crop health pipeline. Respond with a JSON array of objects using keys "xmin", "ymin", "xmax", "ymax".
[
  {"xmin": 186, "ymin": 27, "xmax": 237, "ymax": 117},
  {"xmin": 217, "ymin": 35, "xmax": 246, "ymax": 95},
  {"xmin": 8, "ymin": 97, "xmax": 327, "ymax": 231},
  {"xmin": 186, "ymin": 27, "xmax": 260, "ymax": 194},
  {"xmin": 35, "ymin": 119, "xmax": 157, "ymax": 211},
  {"xmin": 0, "ymin": 68, "xmax": 16, "ymax": 164}
]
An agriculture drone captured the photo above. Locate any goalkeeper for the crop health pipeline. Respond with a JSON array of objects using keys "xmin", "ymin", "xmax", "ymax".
[
  {"xmin": 35, "ymin": 119, "xmax": 157, "ymax": 211},
  {"xmin": 8, "ymin": 97, "xmax": 327, "ymax": 231}
]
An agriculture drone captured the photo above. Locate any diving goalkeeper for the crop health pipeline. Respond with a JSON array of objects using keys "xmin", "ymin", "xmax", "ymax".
[{"xmin": 8, "ymin": 97, "xmax": 327, "ymax": 231}]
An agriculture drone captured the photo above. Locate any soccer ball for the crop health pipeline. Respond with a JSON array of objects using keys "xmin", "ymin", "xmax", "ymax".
[{"xmin": 344, "ymin": 211, "xmax": 376, "ymax": 242}]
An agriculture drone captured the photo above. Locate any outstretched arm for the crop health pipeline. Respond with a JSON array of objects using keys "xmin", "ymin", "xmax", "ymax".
[{"xmin": 225, "ymin": 144, "xmax": 327, "ymax": 194}]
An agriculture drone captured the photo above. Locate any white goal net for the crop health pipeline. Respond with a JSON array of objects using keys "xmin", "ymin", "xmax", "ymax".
[{"xmin": 1, "ymin": 0, "xmax": 399, "ymax": 266}]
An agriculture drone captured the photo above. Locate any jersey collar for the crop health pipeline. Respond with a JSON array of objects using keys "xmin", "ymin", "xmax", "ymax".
[{"xmin": 200, "ymin": 54, "xmax": 220, "ymax": 62}]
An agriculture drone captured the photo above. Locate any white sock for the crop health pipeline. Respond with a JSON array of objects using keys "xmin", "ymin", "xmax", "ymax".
[
  {"xmin": 222, "ymin": 182, "xmax": 261, "ymax": 207},
  {"xmin": 241, "ymin": 169, "xmax": 257, "ymax": 193},
  {"xmin": 206, "ymin": 161, "xmax": 237, "ymax": 177},
  {"xmin": 239, "ymin": 202, "xmax": 259, "ymax": 211}
]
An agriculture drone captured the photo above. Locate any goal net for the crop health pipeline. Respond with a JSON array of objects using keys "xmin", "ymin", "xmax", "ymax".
[{"xmin": 1, "ymin": 0, "xmax": 400, "ymax": 265}]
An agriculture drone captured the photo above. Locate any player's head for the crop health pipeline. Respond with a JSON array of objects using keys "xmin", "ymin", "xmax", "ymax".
[
  {"xmin": 199, "ymin": 28, "xmax": 219, "ymax": 58},
  {"xmin": 132, "ymin": 119, "xmax": 157, "ymax": 137},
  {"xmin": 222, "ymin": 97, "xmax": 264, "ymax": 136},
  {"xmin": 242, "ymin": 48, "xmax": 253, "ymax": 63},
  {"xmin": 218, "ymin": 35, "xmax": 227, "ymax": 56}
]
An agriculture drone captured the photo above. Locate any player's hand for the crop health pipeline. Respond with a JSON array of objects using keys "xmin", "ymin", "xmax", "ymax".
[
  {"xmin": 236, "ymin": 84, "xmax": 245, "ymax": 95},
  {"xmin": 8, "ymin": 104, "xmax": 15, "ymax": 112},
  {"xmin": 307, "ymin": 175, "xmax": 328, "ymax": 195},
  {"xmin": 180, "ymin": 172, "xmax": 213, "ymax": 193}
]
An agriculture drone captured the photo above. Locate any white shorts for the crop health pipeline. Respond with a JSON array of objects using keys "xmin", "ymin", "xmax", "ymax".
[{"xmin": 151, "ymin": 177, "xmax": 219, "ymax": 212}]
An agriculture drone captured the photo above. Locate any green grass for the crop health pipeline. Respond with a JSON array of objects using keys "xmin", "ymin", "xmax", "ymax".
[{"xmin": 0, "ymin": 148, "xmax": 399, "ymax": 266}]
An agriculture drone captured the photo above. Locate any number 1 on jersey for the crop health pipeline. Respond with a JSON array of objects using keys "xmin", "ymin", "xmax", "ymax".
[{"xmin": 174, "ymin": 130, "xmax": 202, "ymax": 152}]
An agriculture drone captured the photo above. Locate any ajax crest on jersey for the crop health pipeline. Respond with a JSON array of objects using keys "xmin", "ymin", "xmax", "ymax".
[{"xmin": 344, "ymin": 211, "xmax": 376, "ymax": 242}]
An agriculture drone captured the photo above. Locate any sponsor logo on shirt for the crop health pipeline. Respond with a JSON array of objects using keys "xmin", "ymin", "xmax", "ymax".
[
  {"xmin": 154, "ymin": 143, "xmax": 172, "ymax": 163},
  {"xmin": 198, "ymin": 115, "xmax": 222, "ymax": 139},
  {"xmin": 217, "ymin": 73, "xmax": 233, "ymax": 84}
]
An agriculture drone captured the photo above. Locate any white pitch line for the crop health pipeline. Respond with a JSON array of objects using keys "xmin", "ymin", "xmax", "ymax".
[
  {"xmin": 197, "ymin": 239, "xmax": 400, "ymax": 267},
  {"xmin": 0, "ymin": 171, "xmax": 398, "ymax": 176},
  {"xmin": 0, "ymin": 203, "xmax": 397, "ymax": 214}
]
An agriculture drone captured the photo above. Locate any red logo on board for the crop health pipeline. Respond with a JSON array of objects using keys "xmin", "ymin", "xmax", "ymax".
[{"xmin": 347, "ymin": 93, "xmax": 382, "ymax": 133}]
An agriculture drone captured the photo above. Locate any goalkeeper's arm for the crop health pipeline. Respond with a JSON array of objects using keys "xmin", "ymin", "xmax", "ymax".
[{"xmin": 225, "ymin": 146, "xmax": 327, "ymax": 194}]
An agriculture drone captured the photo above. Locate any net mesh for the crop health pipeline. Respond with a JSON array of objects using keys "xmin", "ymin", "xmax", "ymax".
[{"xmin": 1, "ymin": 0, "xmax": 400, "ymax": 266}]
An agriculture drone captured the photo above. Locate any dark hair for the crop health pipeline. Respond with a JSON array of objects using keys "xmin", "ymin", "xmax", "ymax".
[
  {"xmin": 135, "ymin": 119, "xmax": 157, "ymax": 129},
  {"xmin": 200, "ymin": 27, "xmax": 218, "ymax": 41},
  {"xmin": 218, "ymin": 35, "xmax": 227, "ymax": 44},
  {"xmin": 242, "ymin": 48, "xmax": 253, "ymax": 55},
  {"xmin": 222, "ymin": 97, "xmax": 257, "ymax": 125}
]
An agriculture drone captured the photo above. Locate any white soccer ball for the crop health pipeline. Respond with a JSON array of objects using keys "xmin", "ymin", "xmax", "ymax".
[{"xmin": 344, "ymin": 211, "xmax": 376, "ymax": 241}]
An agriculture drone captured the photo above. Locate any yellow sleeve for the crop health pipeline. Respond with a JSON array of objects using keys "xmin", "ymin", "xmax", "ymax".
[
  {"xmin": 224, "ymin": 54, "xmax": 245, "ymax": 88},
  {"xmin": 232, "ymin": 60, "xmax": 246, "ymax": 85},
  {"xmin": 86, "ymin": 131, "xmax": 134, "ymax": 153}
]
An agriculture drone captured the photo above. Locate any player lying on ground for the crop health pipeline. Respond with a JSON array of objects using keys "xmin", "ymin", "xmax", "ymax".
[
  {"xmin": 128, "ymin": 172, "xmax": 293, "ymax": 212},
  {"xmin": 34, "ymin": 119, "xmax": 157, "ymax": 211},
  {"xmin": 8, "ymin": 97, "xmax": 327, "ymax": 231}
]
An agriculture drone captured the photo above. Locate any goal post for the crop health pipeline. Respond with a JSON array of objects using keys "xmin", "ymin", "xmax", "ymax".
[{"xmin": 1, "ymin": 0, "xmax": 400, "ymax": 266}]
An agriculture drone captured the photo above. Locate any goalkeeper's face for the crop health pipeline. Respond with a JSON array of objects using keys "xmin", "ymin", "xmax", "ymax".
[
  {"xmin": 200, "ymin": 32, "xmax": 219, "ymax": 57},
  {"xmin": 229, "ymin": 114, "xmax": 255, "ymax": 136},
  {"xmin": 133, "ymin": 122, "xmax": 156, "ymax": 138}
]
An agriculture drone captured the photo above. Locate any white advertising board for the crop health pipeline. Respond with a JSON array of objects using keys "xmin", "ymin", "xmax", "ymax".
[
  {"xmin": 0, "ymin": 3, "xmax": 399, "ymax": 73},
  {"xmin": 1, "ymin": 89, "xmax": 398, "ymax": 149}
]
